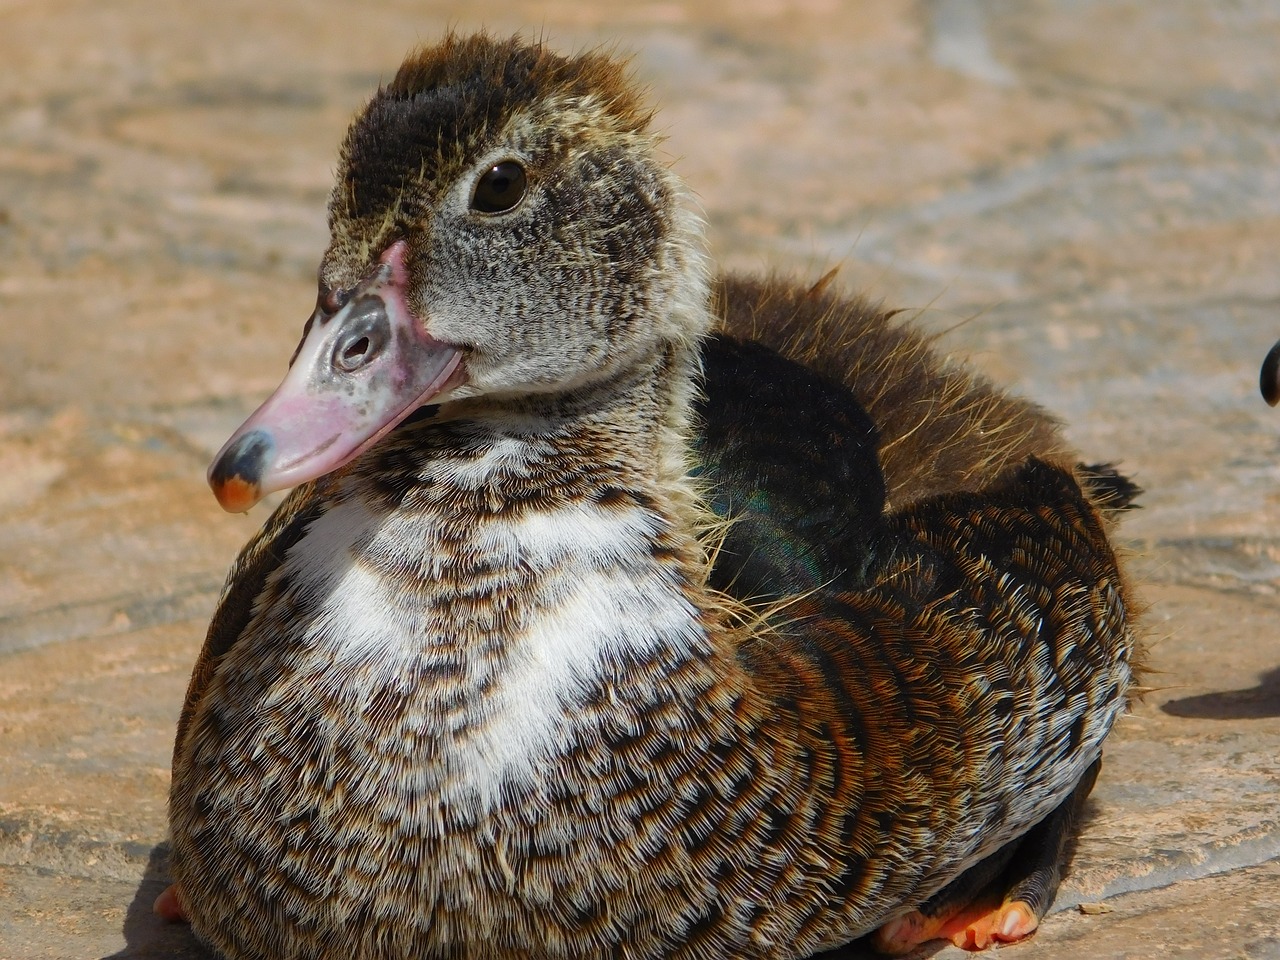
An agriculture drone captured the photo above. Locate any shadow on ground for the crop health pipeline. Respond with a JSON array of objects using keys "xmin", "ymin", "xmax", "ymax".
[
  {"xmin": 1162, "ymin": 666, "xmax": 1280, "ymax": 721},
  {"xmin": 104, "ymin": 843, "xmax": 211, "ymax": 960}
]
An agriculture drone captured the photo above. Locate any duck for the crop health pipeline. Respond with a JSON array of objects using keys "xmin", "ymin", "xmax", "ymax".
[{"xmin": 158, "ymin": 32, "xmax": 1140, "ymax": 960}]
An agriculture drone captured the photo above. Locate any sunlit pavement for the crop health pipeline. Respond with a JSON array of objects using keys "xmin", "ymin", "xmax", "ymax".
[{"xmin": 2, "ymin": 3, "xmax": 1278, "ymax": 957}]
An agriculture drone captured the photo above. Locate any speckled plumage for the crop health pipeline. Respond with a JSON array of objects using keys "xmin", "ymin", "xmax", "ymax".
[{"xmin": 168, "ymin": 33, "xmax": 1140, "ymax": 960}]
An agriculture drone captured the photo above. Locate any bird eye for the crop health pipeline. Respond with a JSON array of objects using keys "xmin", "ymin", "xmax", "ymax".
[{"xmin": 470, "ymin": 160, "xmax": 527, "ymax": 214}]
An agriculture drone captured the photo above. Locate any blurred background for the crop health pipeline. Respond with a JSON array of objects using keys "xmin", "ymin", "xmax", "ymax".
[{"xmin": 1, "ymin": 2, "xmax": 1278, "ymax": 957}]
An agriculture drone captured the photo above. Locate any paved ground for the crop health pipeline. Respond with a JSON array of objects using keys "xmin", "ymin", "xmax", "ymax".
[{"xmin": 2, "ymin": 1, "xmax": 1279, "ymax": 957}]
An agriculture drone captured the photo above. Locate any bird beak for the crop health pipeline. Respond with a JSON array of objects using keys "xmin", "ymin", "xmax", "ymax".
[{"xmin": 207, "ymin": 240, "xmax": 464, "ymax": 512}]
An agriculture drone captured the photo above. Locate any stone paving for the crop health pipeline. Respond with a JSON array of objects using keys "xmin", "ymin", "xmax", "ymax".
[{"xmin": 2, "ymin": 1, "xmax": 1278, "ymax": 957}]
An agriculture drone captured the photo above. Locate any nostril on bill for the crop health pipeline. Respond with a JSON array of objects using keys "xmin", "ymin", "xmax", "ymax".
[
  {"xmin": 339, "ymin": 336, "xmax": 371, "ymax": 369},
  {"xmin": 332, "ymin": 296, "xmax": 390, "ymax": 373}
]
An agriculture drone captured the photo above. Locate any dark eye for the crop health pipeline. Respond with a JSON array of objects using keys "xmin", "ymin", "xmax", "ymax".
[{"xmin": 471, "ymin": 160, "xmax": 527, "ymax": 214}]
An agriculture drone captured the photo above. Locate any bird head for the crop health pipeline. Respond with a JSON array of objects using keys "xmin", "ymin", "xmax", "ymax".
[{"xmin": 208, "ymin": 34, "xmax": 710, "ymax": 511}]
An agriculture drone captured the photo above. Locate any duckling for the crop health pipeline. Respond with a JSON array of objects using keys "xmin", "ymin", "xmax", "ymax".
[{"xmin": 161, "ymin": 33, "xmax": 1140, "ymax": 960}]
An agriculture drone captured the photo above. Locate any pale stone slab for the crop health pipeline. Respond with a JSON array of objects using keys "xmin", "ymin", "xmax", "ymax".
[{"xmin": 2, "ymin": 0, "xmax": 1278, "ymax": 958}]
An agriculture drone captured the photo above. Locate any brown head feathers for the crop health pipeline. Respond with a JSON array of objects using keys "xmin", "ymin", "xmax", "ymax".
[{"xmin": 334, "ymin": 33, "xmax": 652, "ymax": 228}]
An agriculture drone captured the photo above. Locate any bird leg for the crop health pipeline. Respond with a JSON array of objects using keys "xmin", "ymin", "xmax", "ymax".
[
  {"xmin": 871, "ymin": 759, "xmax": 1101, "ymax": 954},
  {"xmin": 154, "ymin": 883, "xmax": 190, "ymax": 923}
]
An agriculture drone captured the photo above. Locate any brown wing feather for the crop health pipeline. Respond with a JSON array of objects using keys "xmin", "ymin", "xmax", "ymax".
[{"xmin": 716, "ymin": 274, "xmax": 1070, "ymax": 511}]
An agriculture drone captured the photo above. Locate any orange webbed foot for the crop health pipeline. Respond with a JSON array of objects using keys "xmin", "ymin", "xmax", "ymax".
[
  {"xmin": 154, "ymin": 883, "xmax": 189, "ymax": 923},
  {"xmin": 940, "ymin": 899, "xmax": 1039, "ymax": 950},
  {"xmin": 872, "ymin": 898, "xmax": 1039, "ymax": 954}
]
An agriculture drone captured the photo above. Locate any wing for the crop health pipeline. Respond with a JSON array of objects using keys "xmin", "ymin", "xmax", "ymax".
[
  {"xmin": 732, "ymin": 458, "xmax": 1138, "ymax": 924},
  {"xmin": 695, "ymin": 332, "xmax": 887, "ymax": 603},
  {"xmin": 714, "ymin": 274, "xmax": 1069, "ymax": 511}
]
